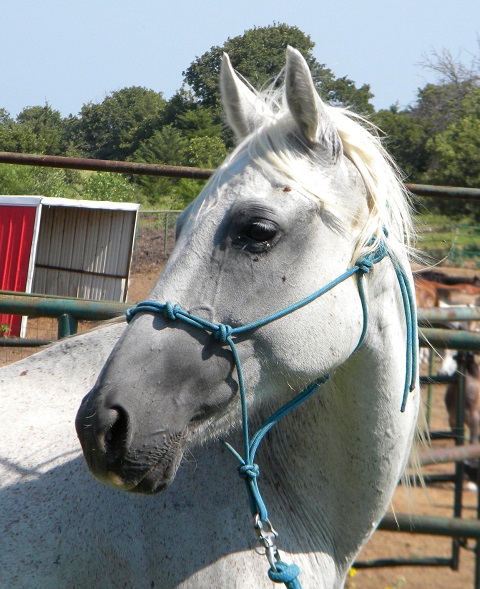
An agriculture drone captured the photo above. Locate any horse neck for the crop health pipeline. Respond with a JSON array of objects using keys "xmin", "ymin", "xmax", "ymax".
[{"xmin": 253, "ymin": 256, "xmax": 418, "ymax": 584}]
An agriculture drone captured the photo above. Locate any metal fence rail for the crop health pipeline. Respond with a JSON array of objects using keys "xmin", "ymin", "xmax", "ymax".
[
  {"xmin": 0, "ymin": 291, "xmax": 128, "ymax": 339},
  {"xmin": 0, "ymin": 151, "xmax": 214, "ymax": 179},
  {"xmin": 1, "ymin": 295, "xmax": 479, "ymax": 349},
  {"xmin": 1, "ymin": 150, "xmax": 479, "ymax": 201}
]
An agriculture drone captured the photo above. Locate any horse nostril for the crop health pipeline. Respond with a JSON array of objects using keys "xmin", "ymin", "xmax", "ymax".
[
  {"xmin": 188, "ymin": 404, "xmax": 218, "ymax": 425},
  {"xmin": 102, "ymin": 406, "xmax": 130, "ymax": 460}
]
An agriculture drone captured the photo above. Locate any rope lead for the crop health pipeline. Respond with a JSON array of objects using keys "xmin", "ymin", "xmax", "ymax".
[{"xmin": 268, "ymin": 561, "xmax": 302, "ymax": 587}]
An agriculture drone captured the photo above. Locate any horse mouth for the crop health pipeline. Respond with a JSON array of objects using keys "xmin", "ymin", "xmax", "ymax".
[
  {"xmin": 92, "ymin": 432, "xmax": 188, "ymax": 495},
  {"xmin": 117, "ymin": 456, "xmax": 182, "ymax": 494}
]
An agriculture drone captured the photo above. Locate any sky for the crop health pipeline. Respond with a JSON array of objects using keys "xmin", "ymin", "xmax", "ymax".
[{"xmin": 1, "ymin": 0, "xmax": 479, "ymax": 119}]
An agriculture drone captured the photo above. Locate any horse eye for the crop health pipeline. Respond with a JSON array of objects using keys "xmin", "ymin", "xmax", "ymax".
[{"xmin": 244, "ymin": 221, "xmax": 278, "ymax": 242}]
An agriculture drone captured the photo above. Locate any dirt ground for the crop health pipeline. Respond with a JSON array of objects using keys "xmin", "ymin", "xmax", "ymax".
[
  {"xmin": 3, "ymin": 233, "xmax": 480, "ymax": 588},
  {"xmin": 351, "ymin": 408, "xmax": 480, "ymax": 589}
]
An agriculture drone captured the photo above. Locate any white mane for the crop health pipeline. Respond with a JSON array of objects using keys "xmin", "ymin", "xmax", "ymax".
[{"xmin": 215, "ymin": 83, "xmax": 414, "ymax": 262}]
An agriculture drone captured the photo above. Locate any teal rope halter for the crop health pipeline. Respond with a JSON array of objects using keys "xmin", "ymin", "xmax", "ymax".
[{"xmin": 126, "ymin": 239, "xmax": 417, "ymax": 588}]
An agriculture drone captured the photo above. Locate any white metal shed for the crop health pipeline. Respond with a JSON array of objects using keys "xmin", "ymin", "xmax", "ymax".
[
  {"xmin": 32, "ymin": 197, "xmax": 139, "ymax": 302},
  {"xmin": 0, "ymin": 195, "xmax": 139, "ymax": 301}
]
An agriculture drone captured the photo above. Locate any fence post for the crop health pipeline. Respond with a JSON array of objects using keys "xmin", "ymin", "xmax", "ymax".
[
  {"xmin": 57, "ymin": 314, "xmax": 78, "ymax": 338},
  {"xmin": 452, "ymin": 368, "xmax": 467, "ymax": 569}
]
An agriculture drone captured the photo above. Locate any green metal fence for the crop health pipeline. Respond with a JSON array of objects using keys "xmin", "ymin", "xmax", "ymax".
[{"xmin": 0, "ymin": 291, "xmax": 128, "ymax": 344}]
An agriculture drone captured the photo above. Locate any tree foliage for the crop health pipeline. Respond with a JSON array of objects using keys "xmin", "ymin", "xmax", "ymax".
[
  {"xmin": 0, "ymin": 104, "xmax": 69, "ymax": 155},
  {"xmin": 373, "ymin": 45, "xmax": 480, "ymax": 219},
  {"xmin": 373, "ymin": 107, "xmax": 430, "ymax": 180},
  {"xmin": 183, "ymin": 23, "xmax": 374, "ymax": 115},
  {"xmin": 75, "ymin": 87, "xmax": 167, "ymax": 160},
  {"xmin": 425, "ymin": 89, "xmax": 480, "ymax": 187},
  {"xmin": 0, "ymin": 164, "xmax": 77, "ymax": 199},
  {"xmin": 81, "ymin": 172, "xmax": 140, "ymax": 203}
]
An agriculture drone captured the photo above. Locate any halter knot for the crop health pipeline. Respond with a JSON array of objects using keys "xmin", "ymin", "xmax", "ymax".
[
  {"xmin": 214, "ymin": 323, "xmax": 234, "ymax": 343},
  {"xmin": 268, "ymin": 561, "xmax": 302, "ymax": 586},
  {"xmin": 164, "ymin": 301, "xmax": 180, "ymax": 321},
  {"xmin": 354, "ymin": 238, "xmax": 389, "ymax": 275},
  {"xmin": 355, "ymin": 257, "xmax": 374, "ymax": 274},
  {"xmin": 238, "ymin": 463, "xmax": 260, "ymax": 481}
]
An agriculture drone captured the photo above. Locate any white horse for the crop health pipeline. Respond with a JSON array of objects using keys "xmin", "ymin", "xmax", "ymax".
[{"xmin": 1, "ymin": 47, "xmax": 420, "ymax": 589}]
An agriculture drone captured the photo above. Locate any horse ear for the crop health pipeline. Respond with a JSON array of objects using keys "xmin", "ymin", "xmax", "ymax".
[
  {"xmin": 220, "ymin": 53, "xmax": 266, "ymax": 141},
  {"xmin": 285, "ymin": 46, "xmax": 343, "ymax": 159}
]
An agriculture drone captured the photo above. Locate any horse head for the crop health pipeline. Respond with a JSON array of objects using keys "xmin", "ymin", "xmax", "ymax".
[{"xmin": 77, "ymin": 47, "xmax": 377, "ymax": 491}]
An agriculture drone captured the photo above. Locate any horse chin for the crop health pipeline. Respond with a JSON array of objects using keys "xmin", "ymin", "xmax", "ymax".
[
  {"xmin": 124, "ymin": 456, "xmax": 183, "ymax": 495},
  {"xmin": 96, "ymin": 433, "xmax": 188, "ymax": 495},
  {"xmin": 120, "ymin": 423, "xmax": 216, "ymax": 494},
  {"xmin": 102, "ymin": 453, "xmax": 184, "ymax": 495}
]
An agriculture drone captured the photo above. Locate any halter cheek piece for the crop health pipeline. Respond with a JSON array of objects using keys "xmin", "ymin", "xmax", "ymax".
[{"xmin": 126, "ymin": 239, "xmax": 417, "ymax": 589}]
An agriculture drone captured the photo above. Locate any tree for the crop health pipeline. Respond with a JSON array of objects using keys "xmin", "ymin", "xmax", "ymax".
[
  {"xmin": 413, "ymin": 81, "xmax": 475, "ymax": 135},
  {"xmin": 0, "ymin": 108, "xmax": 11, "ymax": 124},
  {"xmin": 76, "ymin": 87, "xmax": 166, "ymax": 160},
  {"xmin": 0, "ymin": 109, "xmax": 14, "ymax": 153},
  {"xmin": 130, "ymin": 125, "xmax": 189, "ymax": 205},
  {"xmin": 161, "ymin": 89, "xmax": 200, "ymax": 127},
  {"xmin": 0, "ymin": 164, "xmax": 76, "ymax": 199},
  {"xmin": 372, "ymin": 43, "xmax": 480, "ymax": 202},
  {"xmin": 81, "ymin": 172, "xmax": 142, "ymax": 203},
  {"xmin": 185, "ymin": 136, "xmax": 227, "ymax": 168},
  {"xmin": 130, "ymin": 125, "xmax": 228, "ymax": 208},
  {"xmin": 183, "ymin": 23, "xmax": 374, "ymax": 115},
  {"xmin": 422, "ymin": 89, "xmax": 480, "ymax": 220},
  {"xmin": 419, "ymin": 45, "xmax": 480, "ymax": 90},
  {"xmin": 0, "ymin": 104, "xmax": 68, "ymax": 155},
  {"xmin": 373, "ymin": 106, "xmax": 429, "ymax": 181},
  {"xmin": 175, "ymin": 107, "xmax": 224, "ymax": 139},
  {"xmin": 133, "ymin": 125, "xmax": 188, "ymax": 167},
  {"xmin": 415, "ymin": 45, "xmax": 480, "ymax": 187},
  {"xmin": 413, "ymin": 45, "xmax": 480, "ymax": 134},
  {"xmin": 424, "ymin": 89, "xmax": 480, "ymax": 183},
  {"xmin": 325, "ymin": 76, "xmax": 374, "ymax": 115}
]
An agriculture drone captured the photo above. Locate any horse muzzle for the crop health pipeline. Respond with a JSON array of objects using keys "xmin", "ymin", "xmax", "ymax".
[
  {"xmin": 75, "ymin": 391, "xmax": 189, "ymax": 494},
  {"xmin": 75, "ymin": 311, "xmax": 245, "ymax": 494}
]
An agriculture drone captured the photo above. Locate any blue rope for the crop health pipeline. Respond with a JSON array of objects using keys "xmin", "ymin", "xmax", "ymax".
[
  {"xmin": 125, "ymin": 239, "xmax": 417, "ymax": 587},
  {"xmin": 268, "ymin": 561, "xmax": 302, "ymax": 587},
  {"xmin": 387, "ymin": 251, "xmax": 418, "ymax": 412}
]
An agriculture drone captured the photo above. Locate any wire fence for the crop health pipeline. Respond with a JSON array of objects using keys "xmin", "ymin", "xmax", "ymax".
[
  {"xmin": 417, "ymin": 223, "xmax": 480, "ymax": 269},
  {"xmin": 134, "ymin": 210, "xmax": 182, "ymax": 265}
]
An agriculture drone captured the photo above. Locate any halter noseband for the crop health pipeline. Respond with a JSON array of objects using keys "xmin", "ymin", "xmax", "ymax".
[{"xmin": 125, "ymin": 240, "xmax": 417, "ymax": 588}]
